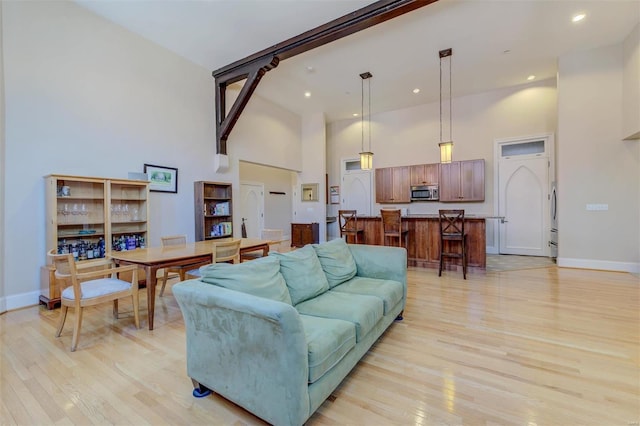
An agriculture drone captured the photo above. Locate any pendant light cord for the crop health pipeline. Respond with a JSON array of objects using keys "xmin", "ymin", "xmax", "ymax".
[
  {"xmin": 439, "ymin": 51, "xmax": 453, "ymax": 143},
  {"xmin": 368, "ymin": 76, "xmax": 372, "ymax": 152},
  {"xmin": 449, "ymin": 53, "xmax": 452, "ymax": 142},
  {"xmin": 439, "ymin": 54, "xmax": 443, "ymax": 143},
  {"xmin": 361, "ymin": 76, "xmax": 365, "ymax": 153}
]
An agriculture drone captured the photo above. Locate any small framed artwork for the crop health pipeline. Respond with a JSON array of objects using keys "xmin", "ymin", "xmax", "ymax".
[
  {"xmin": 330, "ymin": 186, "xmax": 340, "ymax": 204},
  {"xmin": 144, "ymin": 164, "xmax": 178, "ymax": 193}
]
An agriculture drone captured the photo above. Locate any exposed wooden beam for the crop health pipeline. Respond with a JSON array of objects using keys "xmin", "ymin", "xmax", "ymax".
[
  {"xmin": 213, "ymin": 0, "xmax": 438, "ymax": 154},
  {"xmin": 215, "ymin": 56, "xmax": 279, "ymax": 155}
]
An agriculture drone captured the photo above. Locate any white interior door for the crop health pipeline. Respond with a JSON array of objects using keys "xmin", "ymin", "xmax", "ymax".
[
  {"xmin": 239, "ymin": 183, "xmax": 264, "ymax": 239},
  {"xmin": 498, "ymin": 157, "xmax": 549, "ymax": 256},
  {"xmin": 342, "ymin": 169, "xmax": 372, "ymax": 216}
]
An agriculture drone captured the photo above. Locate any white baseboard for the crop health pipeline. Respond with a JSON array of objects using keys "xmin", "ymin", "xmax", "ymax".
[
  {"xmin": 0, "ymin": 297, "xmax": 6, "ymax": 314},
  {"xmin": 557, "ymin": 257, "xmax": 640, "ymax": 273},
  {"xmin": 4, "ymin": 291, "xmax": 41, "ymax": 311}
]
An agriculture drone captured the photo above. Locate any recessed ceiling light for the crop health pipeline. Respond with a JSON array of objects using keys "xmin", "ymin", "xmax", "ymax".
[
  {"xmin": 304, "ymin": 91, "xmax": 311, "ymax": 98},
  {"xmin": 306, "ymin": 66, "xmax": 315, "ymax": 73},
  {"xmin": 412, "ymin": 88, "xmax": 420, "ymax": 94},
  {"xmin": 572, "ymin": 13, "xmax": 586, "ymax": 23},
  {"xmin": 527, "ymin": 75, "xmax": 536, "ymax": 81},
  {"xmin": 353, "ymin": 113, "xmax": 359, "ymax": 117}
]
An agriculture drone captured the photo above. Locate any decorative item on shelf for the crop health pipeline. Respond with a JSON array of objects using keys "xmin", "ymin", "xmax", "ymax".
[
  {"xmin": 359, "ymin": 71, "xmax": 374, "ymax": 170},
  {"xmin": 58, "ymin": 185, "xmax": 71, "ymax": 197},
  {"xmin": 438, "ymin": 48, "xmax": 454, "ymax": 164},
  {"xmin": 144, "ymin": 164, "xmax": 178, "ymax": 193}
]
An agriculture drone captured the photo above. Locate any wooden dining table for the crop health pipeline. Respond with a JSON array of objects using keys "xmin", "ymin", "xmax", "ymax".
[{"xmin": 109, "ymin": 238, "xmax": 270, "ymax": 330}]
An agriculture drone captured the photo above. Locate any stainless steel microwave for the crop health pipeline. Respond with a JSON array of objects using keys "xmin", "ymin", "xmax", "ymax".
[{"xmin": 410, "ymin": 185, "xmax": 439, "ymax": 201}]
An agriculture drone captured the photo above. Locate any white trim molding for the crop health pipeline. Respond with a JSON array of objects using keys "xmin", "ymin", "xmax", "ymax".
[
  {"xmin": 557, "ymin": 257, "xmax": 640, "ymax": 274},
  {"xmin": 4, "ymin": 290, "xmax": 41, "ymax": 312}
]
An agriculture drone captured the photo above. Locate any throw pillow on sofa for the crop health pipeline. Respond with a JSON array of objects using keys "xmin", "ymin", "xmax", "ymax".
[
  {"xmin": 199, "ymin": 256, "xmax": 292, "ymax": 305},
  {"xmin": 312, "ymin": 238, "xmax": 357, "ymax": 288},
  {"xmin": 269, "ymin": 245, "xmax": 330, "ymax": 305}
]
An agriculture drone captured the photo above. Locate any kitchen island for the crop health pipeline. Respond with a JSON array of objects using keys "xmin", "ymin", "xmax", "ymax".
[{"xmin": 354, "ymin": 215, "xmax": 486, "ymax": 271}]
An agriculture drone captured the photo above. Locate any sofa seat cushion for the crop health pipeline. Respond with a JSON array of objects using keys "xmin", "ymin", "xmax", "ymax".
[
  {"xmin": 199, "ymin": 256, "xmax": 292, "ymax": 305},
  {"xmin": 295, "ymin": 291, "xmax": 383, "ymax": 342},
  {"xmin": 299, "ymin": 315, "xmax": 356, "ymax": 384},
  {"xmin": 331, "ymin": 277, "xmax": 403, "ymax": 315},
  {"xmin": 312, "ymin": 238, "xmax": 357, "ymax": 288},
  {"xmin": 270, "ymin": 245, "xmax": 330, "ymax": 305}
]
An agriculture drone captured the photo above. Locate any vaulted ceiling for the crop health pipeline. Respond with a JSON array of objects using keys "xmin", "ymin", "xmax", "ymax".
[{"xmin": 77, "ymin": 0, "xmax": 639, "ymax": 123}]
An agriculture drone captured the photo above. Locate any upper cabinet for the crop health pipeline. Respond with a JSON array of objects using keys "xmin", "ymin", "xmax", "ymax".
[
  {"xmin": 410, "ymin": 163, "xmax": 440, "ymax": 186},
  {"xmin": 439, "ymin": 159, "xmax": 485, "ymax": 202},
  {"xmin": 375, "ymin": 166, "xmax": 410, "ymax": 204}
]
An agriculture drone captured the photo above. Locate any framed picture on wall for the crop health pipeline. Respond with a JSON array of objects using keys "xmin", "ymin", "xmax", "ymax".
[
  {"xmin": 144, "ymin": 164, "xmax": 178, "ymax": 193},
  {"xmin": 330, "ymin": 186, "xmax": 340, "ymax": 204}
]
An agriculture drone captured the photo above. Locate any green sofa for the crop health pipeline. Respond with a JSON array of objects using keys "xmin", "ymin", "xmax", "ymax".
[{"xmin": 173, "ymin": 239, "xmax": 407, "ymax": 426}]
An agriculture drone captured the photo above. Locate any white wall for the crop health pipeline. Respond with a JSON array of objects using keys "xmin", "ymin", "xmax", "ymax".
[
  {"xmin": 622, "ymin": 23, "xmax": 640, "ymax": 140},
  {"xmin": 557, "ymin": 43, "xmax": 640, "ymax": 273},
  {"xmin": 0, "ymin": 1, "xmax": 6, "ymax": 314},
  {"xmin": 229, "ymin": 90, "xmax": 302, "ymax": 172},
  {"xmin": 327, "ymin": 79, "xmax": 558, "ymax": 217},
  {"xmin": 1, "ymin": 1, "xmax": 303, "ymax": 309},
  {"xmin": 294, "ymin": 113, "xmax": 327, "ymax": 241},
  {"xmin": 239, "ymin": 161, "xmax": 295, "ymax": 239}
]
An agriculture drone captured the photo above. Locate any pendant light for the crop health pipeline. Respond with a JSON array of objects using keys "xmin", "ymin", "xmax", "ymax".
[
  {"xmin": 359, "ymin": 71, "xmax": 373, "ymax": 170},
  {"xmin": 438, "ymin": 48, "xmax": 453, "ymax": 164}
]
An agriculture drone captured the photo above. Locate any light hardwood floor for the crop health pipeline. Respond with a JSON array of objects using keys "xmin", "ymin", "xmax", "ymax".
[{"xmin": 1, "ymin": 265, "xmax": 638, "ymax": 425}]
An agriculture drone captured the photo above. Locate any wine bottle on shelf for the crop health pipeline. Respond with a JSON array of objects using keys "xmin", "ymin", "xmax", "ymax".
[{"xmin": 98, "ymin": 237, "xmax": 106, "ymax": 258}]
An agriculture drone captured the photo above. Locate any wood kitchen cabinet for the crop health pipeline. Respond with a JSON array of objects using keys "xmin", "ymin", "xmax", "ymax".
[
  {"xmin": 410, "ymin": 163, "xmax": 440, "ymax": 186},
  {"xmin": 291, "ymin": 223, "xmax": 319, "ymax": 248},
  {"xmin": 440, "ymin": 159, "xmax": 485, "ymax": 202},
  {"xmin": 375, "ymin": 166, "xmax": 410, "ymax": 203}
]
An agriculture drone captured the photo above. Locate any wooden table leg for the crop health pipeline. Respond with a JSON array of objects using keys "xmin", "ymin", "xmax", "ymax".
[{"xmin": 146, "ymin": 265, "xmax": 157, "ymax": 330}]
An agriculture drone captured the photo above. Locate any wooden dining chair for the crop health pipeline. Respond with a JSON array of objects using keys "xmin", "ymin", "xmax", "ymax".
[
  {"xmin": 240, "ymin": 229, "xmax": 284, "ymax": 261},
  {"xmin": 159, "ymin": 235, "xmax": 210, "ymax": 296},
  {"xmin": 438, "ymin": 209, "xmax": 467, "ymax": 279},
  {"xmin": 338, "ymin": 210, "xmax": 364, "ymax": 244},
  {"xmin": 186, "ymin": 239, "xmax": 242, "ymax": 279},
  {"xmin": 380, "ymin": 209, "xmax": 409, "ymax": 248},
  {"xmin": 47, "ymin": 249, "xmax": 140, "ymax": 351}
]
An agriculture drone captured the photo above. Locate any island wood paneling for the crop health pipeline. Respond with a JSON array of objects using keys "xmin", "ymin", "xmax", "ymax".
[{"xmin": 357, "ymin": 216, "xmax": 486, "ymax": 270}]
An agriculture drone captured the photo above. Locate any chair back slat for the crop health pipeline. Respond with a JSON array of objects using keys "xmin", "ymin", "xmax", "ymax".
[
  {"xmin": 381, "ymin": 209, "xmax": 402, "ymax": 233},
  {"xmin": 338, "ymin": 210, "xmax": 359, "ymax": 232},
  {"xmin": 261, "ymin": 229, "xmax": 284, "ymax": 253},
  {"xmin": 48, "ymin": 249, "xmax": 82, "ymax": 299},
  {"xmin": 161, "ymin": 235, "xmax": 187, "ymax": 247},
  {"xmin": 439, "ymin": 209, "xmax": 465, "ymax": 236},
  {"xmin": 214, "ymin": 239, "xmax": 241, "ymax": 264}
]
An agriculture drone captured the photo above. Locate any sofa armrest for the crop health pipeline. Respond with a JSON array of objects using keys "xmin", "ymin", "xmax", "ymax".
[
  {"xmin": 348, "ymin": 244, "xmax": 407, "ymax": 302},
  {"xmin": 173, "ymin": 280, "xmax": 309, "ymax": 426}
]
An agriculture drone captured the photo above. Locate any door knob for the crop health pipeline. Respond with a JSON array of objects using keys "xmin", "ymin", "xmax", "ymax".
[{"xmin": 500, "ymin": 218, "xmax": 508, "ymax": 224}]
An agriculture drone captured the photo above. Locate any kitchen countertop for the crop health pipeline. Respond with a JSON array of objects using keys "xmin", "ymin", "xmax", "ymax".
[{"xmin": 356, "ymin": 214, "xmax": 490, "ymax": 219}]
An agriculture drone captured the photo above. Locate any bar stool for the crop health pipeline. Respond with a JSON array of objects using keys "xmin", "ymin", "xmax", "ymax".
[
  {"xmin": 380, "ymin": 209, "xmax": 408, "ymax": 248},
  {"xmin": 438, "ymin": 209, "xmax": 467, "ymax": 279},
  {"xmin": 338, "ymin": 210, "xmax": 364, "ymax": 244}
]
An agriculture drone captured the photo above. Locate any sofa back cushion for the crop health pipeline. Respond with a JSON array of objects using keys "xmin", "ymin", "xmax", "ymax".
[
  {"xmin": 199, "ymin": 256, "xmax": 292, "ymax": 305},
  {"xmin": 269, "ymin": 245, "xmax": 330, "ymax": 305},
  {"xmin": 312, "ymin": 238, "xmax": 357, "ymax": 288}
]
